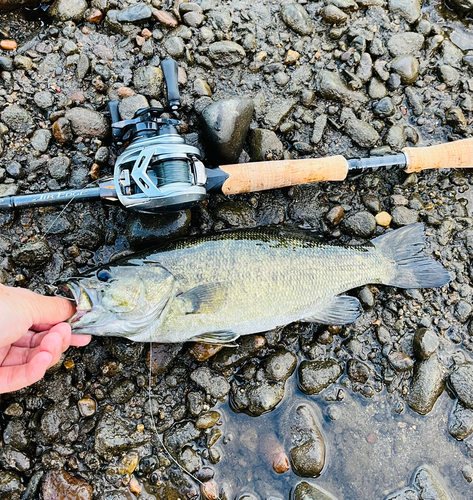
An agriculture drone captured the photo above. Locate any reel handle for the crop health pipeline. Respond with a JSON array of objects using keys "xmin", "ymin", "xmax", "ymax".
[
  {"xmin": 108, "ymin": 101, "xmax": 122, "ymax": 142},
  {"xmin": 161, "ymin": 59, "xmax": 180, "ymax": 110},
  {"xmin": 404, "ymin": 137, "xmax": 473, "ymax": 173},
  {"xmin": 217, "ymin": 156, "xmax": 349, "ymax": 195},
  {"xmin": 214, "ymin": 138, "xmax": 473, "ymax": 195}
]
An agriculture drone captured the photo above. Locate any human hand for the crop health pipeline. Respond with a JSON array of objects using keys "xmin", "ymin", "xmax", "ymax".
[{"xmin": 0, "ymin": 284, "xmax": 91, "ymax": 394}]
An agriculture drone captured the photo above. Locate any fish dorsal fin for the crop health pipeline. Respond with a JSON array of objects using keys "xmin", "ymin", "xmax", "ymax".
[
  {"xmin": 301, "ymin": 296, "xmax": 362, "ymax": 325},
  {"xmin": 177, "ymin": 282, "xmax": 228, "ymax": 315},
  {"xmin": 191, "ymin": 331, "xmax": 240, "ymax": 345}
]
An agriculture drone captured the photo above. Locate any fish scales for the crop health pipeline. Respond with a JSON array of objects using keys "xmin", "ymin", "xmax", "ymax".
[
  {"xmin": 64, "ymin": 224, "xmax": 450, "ymax": 343},
  {"xmin": 143, "ymin": 232, "xmax": 386, "ymax": 341}
]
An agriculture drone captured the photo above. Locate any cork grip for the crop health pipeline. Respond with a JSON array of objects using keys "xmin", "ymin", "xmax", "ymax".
[
  {"xmin": 404, "ymin": 138, "xmax": 473, "ymax": 173},
  {"xmin": 219, "ymin": 155, "xmax": 349, "ymax": 195}
]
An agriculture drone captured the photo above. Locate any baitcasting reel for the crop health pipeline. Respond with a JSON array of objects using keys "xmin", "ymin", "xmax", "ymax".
[{"xmin": 108, "ymin": 59, "xmax": 207, "ymax": 213}]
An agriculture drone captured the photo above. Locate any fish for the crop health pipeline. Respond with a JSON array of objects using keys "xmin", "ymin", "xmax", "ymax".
[{"xmin": 61, "ymin": 223, "xmax": 450, "ymax": 344}]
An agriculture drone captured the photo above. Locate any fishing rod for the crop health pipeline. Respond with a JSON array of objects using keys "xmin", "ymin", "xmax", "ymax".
[{"xmin": 0, "ymin": 59, "xmax": 472, "ymax": 213}]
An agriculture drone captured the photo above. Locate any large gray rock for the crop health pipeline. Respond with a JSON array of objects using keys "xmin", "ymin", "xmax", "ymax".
[
  {"xmin": 388, "ymin": 0, "xmax": 422, "ymax": 24},
  {"xmin": 200, "ymin": 98, "xmax": 254, "ymax": 164},
  {"xmin": 116, "ymin": 3, "xmax": 152, "ymax": 22},
  {"xmin": 125, "ymin": 210, "xmax": 191, "ymax": 249},
  {"xmin": 390, "ymin": 55, "xmax": 420, "ymax": 84},
  {"xmin": 231, "ymin": 379, "xmax": 286, "ymax": 416},
  {"xmin": 265, "ymin": 351, "xmax": 297, "ymax": 382},
  {"xmin": 118, "ymin": 94, "xmax": 149, "ymax": 120},
  {"xmin": 374, "ymin": 97, "xmax": 395, "ymax": 118},
  {"xmin": 298, "ymin": 360, "xmax": 342, "ymax": 395},
  {"xmin": 450, "ymin": 362, "xmax": 473, "ymax": 408},
  {"xmin": 388, "ymin": 32, "xmax": 424, "ymax": 56},
  {"xmin": 208, "ymin": 41, "xmax": 246, "ymax": 66},
  {"xmin": 0, "ymin": 184, "xmax": 18, "ymax": 197},
  {"xmin": 163, "ymin": 421, "xmax": 201, "ymax": 457},
  {"xmin": 12, "ymin": 241, "xmax": 52, "ymax": 267},
  {"xmin": 250, "ymin": 128, "xmax": 284, "ymax": 161},
  {"xmin": 76, "ymin": 54, "xmax": 90, "ymax": 81},
  {"xmin": 341, "ymin": 211, "xmax": 377, "ymax": 237},
  {"xmin": 48, "ymin": 156, "xmax": 71, "ymax": 181},
  {"xmin": 391, "ymin": 206, "xmax": 419, "ymax": 226},
  {"xmin": 413, "ymin": 328, "xmax": 439, "ymax": 359},
  {"xmin": 65, "ymin": 107, "xmax": 110, "ymax": 139},
  {"xmin": 95, "ymin": 412, "xmax": 149, "ymax": 459},
  {"xmin": 215, "ymin": 201, "xmax": 257, "ymax": 228},
  {"xmin": 280, "ymin": 3, "xmax": 313, "ymax": 35},
  {"xmin": 49, "ymin": 0, "xmax": 88, "ymax": 21},
  {"xmin": 1, "ymin": 105, "xmax": 34, "ymax": 134},
  {"xmin": 30, "ymin": 129, "xmax": 51, "ymax": 152},
  {"xmin": 385, "ymin": 125, "xmax": 406, "ymax": 151},
  {"xmin": 314, "ymin": 70, "xmax": 368, "ymax": 103},
  {"xmin": 164, "ymin": 36, "xmax": 185, "ymax": 58},
  {"xmin": 311, "ymin": 114, "xmax": 327, "ymax": 145},
  {"xmin": 438, "ymin": 65, "xmax": 459, "ymax": 87},
  {"xmin": 263, "ymin": 98, "xmax": 296, "ymax": 130},
  {"xmin": 34, "ymin": 91, "xmax": 54, "ymax": 110},
  {"xmin": 190, "ymin": 367, "xmax": 230, "ymax": 400},
  {"xmin": 448, "ymin": 399, "xmax": 473, "ymax": 440},
  {"xmin": 0, "ymin": 56, "xmax": 13, "ymax": 71},
  {"xmin": 0, "ymin": 446, "xmax": 30, "ymax": 473},
  {"xmin": 405, "ymin": 87, "xmax": 423, "ymax": 116},
  {"xmin": 344, "ymin": 117, "xmax": 379, "ymax": 148},
  {"xmin": 133, "ymin": 66, "xmax": 163, "ymax": 98},
  {"xmin": 406, "ymin": 354, "xmax": 446, "ymax": 415},
  {"xmin": 284, "ymin": 403, "xmax": 326, "ymax": 478},
  {"xmin": 440, "ymin": 40, "xmax": 463, "ymax": 68}
]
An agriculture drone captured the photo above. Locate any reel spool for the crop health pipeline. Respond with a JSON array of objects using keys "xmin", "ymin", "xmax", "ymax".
[{"xmin": 108, "ymin": 59, "xmax": 207, "ymax": 213}]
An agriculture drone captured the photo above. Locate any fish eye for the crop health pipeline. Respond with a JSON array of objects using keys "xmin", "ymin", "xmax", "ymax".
[{"xmin": 97, "ymin": 269, "xmax": 112, "ymax": 282}]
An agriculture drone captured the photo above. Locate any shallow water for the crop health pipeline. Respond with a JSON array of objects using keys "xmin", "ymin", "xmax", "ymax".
[{"xmin": 214, "ymin": 376, "xmax": 471, "ymax": 499}]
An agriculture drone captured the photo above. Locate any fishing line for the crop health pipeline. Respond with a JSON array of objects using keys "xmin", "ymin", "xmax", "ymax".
[{"xmin": 147, "ymin": 339, "xmax": 221, "ymax": 499}]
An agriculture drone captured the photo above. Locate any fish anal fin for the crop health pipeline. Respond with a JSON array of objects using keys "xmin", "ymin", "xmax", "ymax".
[
  {"xmin": 178, "ymin": 282, "xmax": 228, "ymax": 315},
  {"xmin": 301, "ymin": 296, "xmax": 362, "ymax": 325},
  {"xmin": 191, "ymin": 331, "xmax": 240, "ymax": 345}
]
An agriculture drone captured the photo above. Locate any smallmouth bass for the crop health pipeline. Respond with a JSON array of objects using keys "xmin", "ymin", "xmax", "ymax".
[{"xmin": 62, "ymin": 224, "xmax": 450, "ymax": 343}]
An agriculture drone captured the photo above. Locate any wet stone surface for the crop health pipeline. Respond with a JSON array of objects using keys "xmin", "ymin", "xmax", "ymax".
[
  {"xmin": 283, "ymin": 402, "xmax": 326, "ymax": 478},
  {"xmin": 0, "ymin": 0, "xmax": 473, "ymax": 499}
]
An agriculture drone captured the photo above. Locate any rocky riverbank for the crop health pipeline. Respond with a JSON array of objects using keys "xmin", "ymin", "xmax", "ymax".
[{"xmin": 0, "ymin": 0, "xmax": 473, "ymax": 499}]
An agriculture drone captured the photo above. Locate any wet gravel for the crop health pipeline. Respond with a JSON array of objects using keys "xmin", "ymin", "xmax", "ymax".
[{"xmin": 0, "ymin": 0, "xmax": 473, "ymax": 499}]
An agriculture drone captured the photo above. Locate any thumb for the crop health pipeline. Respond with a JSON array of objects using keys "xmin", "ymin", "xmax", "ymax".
[
  {"xmin": 0, "ymin": 285, "xmax": 76, "ymax": 349},
  {"xmin": 2, "ymin": 286, "xmax": 77, "ymax": 328},
  {"xmin": 28, "ymin": 293, "xmax": 76, "ymax": 330}
]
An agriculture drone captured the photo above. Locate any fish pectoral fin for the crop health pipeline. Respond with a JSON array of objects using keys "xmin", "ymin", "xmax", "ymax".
[
  {"xmin": 301, "ymin": 296, "xmax": 362, "ymax": 325},
  {"xmin": 191, "ymin": 331, "xmax": 240, "ymax": 345},
  {"xmin": 177, "ymin": 282, "xmax": 228, "ymax": 315}
]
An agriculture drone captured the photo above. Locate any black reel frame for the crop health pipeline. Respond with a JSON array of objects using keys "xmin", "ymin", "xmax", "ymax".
[{"xmin": 107, "ymin": 59, "xmax": 207, "ymax": 213}]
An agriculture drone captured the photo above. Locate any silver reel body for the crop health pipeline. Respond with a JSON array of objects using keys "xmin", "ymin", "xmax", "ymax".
[{"xmin": 114, "ymin": 131, "xmax": 207, "ymax": 213}]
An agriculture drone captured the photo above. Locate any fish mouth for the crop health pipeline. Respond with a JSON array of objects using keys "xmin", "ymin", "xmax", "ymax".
[{"xmin": 56, "ymin": 281, "xmax": 97, "ymax": 323}]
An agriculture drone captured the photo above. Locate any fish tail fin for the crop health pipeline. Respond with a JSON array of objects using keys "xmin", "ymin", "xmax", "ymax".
[{"xmin": 373, "ymin": 223, "xmax": 450, "ymax": 289}]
